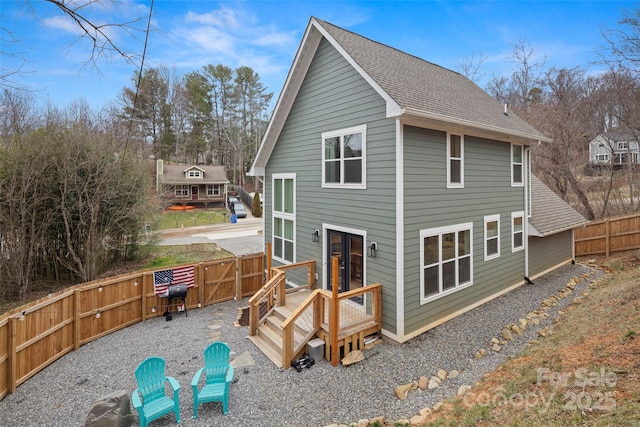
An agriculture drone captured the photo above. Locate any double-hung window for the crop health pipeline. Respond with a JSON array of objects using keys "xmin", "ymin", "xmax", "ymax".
[
  {"xmin": 484, "ymin": 214, "xmax": 500, "ymax": 261},
  {"xmin": 322, "ymin": 125, "xmax": 366, "ymax": 188},
  {"xmin": 511, "ymin": 144, "xmax": 523, "ymax": 186},
  {"xmin": 206, "ymin": 184, "xmax": 220, "ymax": 196},
  {"xmin": 175, "ymin": 185, "xmax": 189, "ymax": 197},
  {"xmin": 420, "ymin": 223, "xmax": 473, "ymax": 304},
  {"xmin": 272, "ymin": 174, "xmax": 295, "ymax": 263},
  {"xmin": 447, "ymin": 133, "xmax": 464, "ymax": 187},
  {"xmin": 511, "ymin": 211, "xmax": 524, "ymax": 252}
]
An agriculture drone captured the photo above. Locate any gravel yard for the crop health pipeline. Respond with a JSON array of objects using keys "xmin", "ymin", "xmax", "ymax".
[{"xmin": 0, "ymin": 262, "xmax": 599, "ymax": 427}]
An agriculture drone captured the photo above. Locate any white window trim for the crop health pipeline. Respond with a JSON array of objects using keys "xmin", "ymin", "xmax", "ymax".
[
  {"xmin": 272, "ymin": 173, "xmax": 296, "ymax": 264},
  {"xmin": 175, "ymin": 185, "xmax": 189, "ymax": 196},
  {"xmin": 617, "ymin": 141, "xmax": 628, "ymax": 150},
  {"xmin": 187, "ymin": 170, "xmax": 202, "ymax": 178},
  {"xmin": 484, "ymin": 214, "xmax": 501, "ymax": 261},
  {"xmin": 511, "ymin": 143, "xmax": 524, "ymax": 187},
  {"xmin": 419, "ymin": 222, "xmax": 474, "ymax": 305},
  {"xmin": 446, "ymin": 133, "xmax": 464, "ymax": 188},
  {"xmin": 511, "ymin": 211, "xmax": 525, "ymax": 253},
  {"xmin": 321, "ymin": 124, "xmax": 367, "ymax": 189}
]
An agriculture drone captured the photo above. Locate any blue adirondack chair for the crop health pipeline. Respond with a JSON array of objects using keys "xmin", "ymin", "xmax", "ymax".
[
  {"xmin": 131, "ymin": 356, "xmax": 181, "ymax": 427},
  {"xmin": 191, "ymin": 341, "xmax": 234, "ymax": 418}
]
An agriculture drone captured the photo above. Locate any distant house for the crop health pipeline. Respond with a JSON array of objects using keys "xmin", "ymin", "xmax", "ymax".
[
  {"xmin": 156, "ymin": 159, "xmax": 229, "ymax": 207},
  {"xmin": 248, "ymin": 17, "xmax": 587, "ymax": 343},
  {"xmin": 589, "ymin": 132, "xmax": 639, "ymax": 166}
]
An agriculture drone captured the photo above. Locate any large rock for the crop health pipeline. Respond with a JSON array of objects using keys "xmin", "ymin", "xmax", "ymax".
[
  {"xmin": 84, "ymin": 390, "xmax": 136, "ymax": 427},
  {"xmin": 342, "ymin": 350, "xmax": 364, "ymax": 366},
  {"xmin": 394, "ymin": 381, "xmax": 418, "ymax": 400}
]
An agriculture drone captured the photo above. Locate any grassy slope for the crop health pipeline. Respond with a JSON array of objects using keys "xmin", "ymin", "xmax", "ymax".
[{"xmin": 419, "ymin": 253, "xmax": 640, "ymax": 426}]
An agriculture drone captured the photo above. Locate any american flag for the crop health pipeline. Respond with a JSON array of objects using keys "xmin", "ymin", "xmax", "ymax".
[{"xmin": 153, "ymin": 266, "xmax": 195, "ymax": 295}]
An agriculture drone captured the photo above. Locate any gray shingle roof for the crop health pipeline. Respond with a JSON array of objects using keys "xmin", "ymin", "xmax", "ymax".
[
  {"xmin": 315, "ymin": 18, "xmax": 549, "ymax": 141},
  {"xmin": 529, "ymin": 175, "xmax": 588, "ymax": 236},
  {"xmin": 157, "ymin": 164, "xmax": 228, "ymax": 185}
]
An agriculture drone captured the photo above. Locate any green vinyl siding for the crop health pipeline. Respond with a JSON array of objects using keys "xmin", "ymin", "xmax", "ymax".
[
  {"xmin": 528, "ymin": 232, "xmax": 573, "ymax": 278},
  {"xmin": 402, "ymin": 126, "xmax": 526, "ymax": 335},
  {"xmin": 264, "ymin": 38, "xmax": 399, "ymax": 333}
]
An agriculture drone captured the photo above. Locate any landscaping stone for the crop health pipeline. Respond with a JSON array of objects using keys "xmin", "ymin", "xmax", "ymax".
[
  {"xmin": 394, "ymin": 382, "xmax": 418, "ymax": 400},
  {"xmin": 342, "ymin": 350, "xmax": 364, "ymax": 366},
  {"xmin": 83, "ymin": 390, "xmax": 135, "ymax": 427}
]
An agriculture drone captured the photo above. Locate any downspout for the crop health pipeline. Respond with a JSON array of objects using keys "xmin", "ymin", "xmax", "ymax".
[{"xmin": 524, "ymin": 147, "xmax": 531, "ymax": 284}]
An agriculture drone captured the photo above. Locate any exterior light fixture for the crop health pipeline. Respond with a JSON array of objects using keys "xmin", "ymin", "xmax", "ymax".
[
  {"xmin": 18, "ymin": 311, "xmax": 26, "ymax": 321},
  {"xmin": 151, "ymin": 307, "xmax": 157, "ymax": 313},
  {"xmin": 368, "ymin": 242, "xmax": 378, "ymax": 258},
  {"xmin": 96, "ymin": 311, "xmax": 101, "ymax": 319},
  {"xmin": 312, "ymin": 229, "xmax": 320, "ymax": 242},
  {"xmin": 98, "ymin": 286, "xmax": 103, "ymax": 293}
]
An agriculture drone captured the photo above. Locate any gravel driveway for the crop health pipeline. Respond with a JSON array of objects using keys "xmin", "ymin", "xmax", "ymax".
[{"xmin": 0, "ymin": 262, "xmax": 599, "ymax": 427}]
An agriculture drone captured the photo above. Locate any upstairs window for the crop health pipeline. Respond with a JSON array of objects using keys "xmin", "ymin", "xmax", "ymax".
[
  {"xmin": 617, "ymin": 141, "xmax": 628, "ymax": 150},
  {"xmin": 447, "ymin": 133, "xmax": 464, "ymax": 188},
  {"xmin": 511, "ymin": 144, "xmax": 523, "ymax": 186},
  {"xmin": 187, "ymin": 170, "xmax": 202, "ymax": 178},
  {"xmin": 484, "ymin": 214, "xmax": 500, "ymax": 261},
  {"xmin": 322, "ymin": 125, "xmax": 366, "ymax": 188}
]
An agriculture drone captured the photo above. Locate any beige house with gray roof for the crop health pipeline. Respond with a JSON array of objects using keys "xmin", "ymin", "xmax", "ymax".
[
  {"xmin": 249, "ymin": 17, "xmax": 586, "ymax": 343},
  {"xmin": 156, "ymin": 159, "xmax": 229, "ymax": 207}
]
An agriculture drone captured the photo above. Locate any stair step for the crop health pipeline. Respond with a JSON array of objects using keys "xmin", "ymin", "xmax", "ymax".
[
  {"xmin": 248, "ymin": 334, "xmax": 282, "ymax": 369},
  {"xmin": 257, "ymin": 323, "xmax": 283, "ymax": 351}
]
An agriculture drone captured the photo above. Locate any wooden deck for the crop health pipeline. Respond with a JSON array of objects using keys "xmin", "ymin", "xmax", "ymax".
[{"xmin": 248, "ymin": 278, "xmax": 382, "ymax": 369}]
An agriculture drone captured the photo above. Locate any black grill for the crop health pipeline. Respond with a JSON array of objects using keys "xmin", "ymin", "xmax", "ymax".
[
  {"xmin": 166, "ymin": 284, "xmax": 187, "ymax": 299},
  {"xmin": 160, "ymin": 284, "xmax": 188, "ymax": 320}
]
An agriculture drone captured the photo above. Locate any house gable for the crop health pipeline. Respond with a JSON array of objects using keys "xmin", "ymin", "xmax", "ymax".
[{"xmin": 250, "ymin": 17, "xmax": 550, "ymax": 177}]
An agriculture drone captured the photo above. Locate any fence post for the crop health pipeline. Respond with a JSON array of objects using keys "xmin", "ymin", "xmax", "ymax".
[
  {"xmin": 141, "ymin": 273, "xmax": 150, "ymax": 320},
  {"xmin": 236, "ymin": 257, "xmax": 243, "ymax": 300},
  {"xmin": 198, "ymin": 262, "xmax": 205, "ymax": 308},
  {"xmin": 605, "ymin": 218, "xmax": 610, "ymax": 257},
  {"xmin": 7, "ymin": 316, "xmax": 16, "ymax": 394},
  {"xmin": 74, "ymin": 289, "xmax": 81, "ymax": 350},
  {"xmin": 266, "ymin": 243, "xmax": 272, "ymax": 280}
]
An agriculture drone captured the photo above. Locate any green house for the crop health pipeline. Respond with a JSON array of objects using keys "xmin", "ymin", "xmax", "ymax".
[{"xmin": 248, "ymin": 17, "xmax": 587, "ymax": 343}]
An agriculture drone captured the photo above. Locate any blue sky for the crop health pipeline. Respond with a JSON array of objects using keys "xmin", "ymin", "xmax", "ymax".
[{"xmin": 2, "ymin": 0, "xmax": 636, "ymax": 110}]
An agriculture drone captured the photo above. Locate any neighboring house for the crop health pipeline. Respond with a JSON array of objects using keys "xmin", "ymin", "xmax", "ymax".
[
  {"xmin": 248, "ymin": 17, "xmax": 588, "ymax": 343},
  {"xmin": 588, "ymin": 132, "xmax": 640, "ymax": 165},
  {"xmin": 156, "ymin": 159, "xmax": 229, "ymax": 207}
]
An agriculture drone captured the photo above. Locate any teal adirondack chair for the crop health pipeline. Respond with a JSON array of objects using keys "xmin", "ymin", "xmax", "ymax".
[
  {"xmin": 191, "ymin": 341, "xmax": 234, "ymax": 418},
  {"xmin": 132, "ymin": 356, "xmax": 181, "ymax": 427}
]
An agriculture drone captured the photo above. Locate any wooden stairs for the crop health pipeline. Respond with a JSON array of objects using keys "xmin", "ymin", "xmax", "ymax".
[{"xmin": 248, "ymin": 289, "xmax": 315, "ymax": 369}]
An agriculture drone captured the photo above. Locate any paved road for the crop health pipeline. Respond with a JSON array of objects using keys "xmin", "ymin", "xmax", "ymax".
[{"xmin": 158, "ymin": 217, "xmax": 264, "ymax": 256}]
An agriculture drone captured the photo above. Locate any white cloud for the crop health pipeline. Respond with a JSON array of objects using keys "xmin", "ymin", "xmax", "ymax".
[{"xmin": 185, "ymin": 7, "xmax": 240, "ymax": 28}]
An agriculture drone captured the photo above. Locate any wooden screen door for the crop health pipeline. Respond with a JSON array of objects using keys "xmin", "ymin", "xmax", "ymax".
[{"xmin": 327, "ymin": 230, "xmax": 364, "ymax": 295}]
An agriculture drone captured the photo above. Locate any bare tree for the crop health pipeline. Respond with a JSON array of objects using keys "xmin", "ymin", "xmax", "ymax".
[
  {"xmin": 1, "ymin": 0, "xmax": 150, "ymax": 91},
  {"xmin": 601, "ymin": 7, "xmax": 640, "ymax": 73},
  {"xmin": 529, "ymin": 67, "xmax": 598, "ymax": 219},
  {"xmin": 456, "ymin": 52, "xmax": 487, "ymax": 84},
  {"xmin": 487, "ymin": 39, "xmax": 546, "ymax": 112}
]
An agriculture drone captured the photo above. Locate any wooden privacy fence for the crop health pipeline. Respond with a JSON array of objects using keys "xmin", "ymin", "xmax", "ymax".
[
  {"xmin": 0, "ymin": 253, "xmax": 264, "ymax": 401},
  {"xmin": 575, "ymin": 213, "xmax": 640, "ymax": 257}
]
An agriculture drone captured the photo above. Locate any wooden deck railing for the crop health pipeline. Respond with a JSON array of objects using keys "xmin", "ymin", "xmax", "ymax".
[
  {"xmin": 250, "ymin": 254, "xmax": 382, "ymax": 369},
  {"xmin": 247, "ymin": 269, "xmax": 286, "ymax": 336},
  {"xmin": 280, "ymin": 288, "xmax": 325, "ymax": 368}
]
